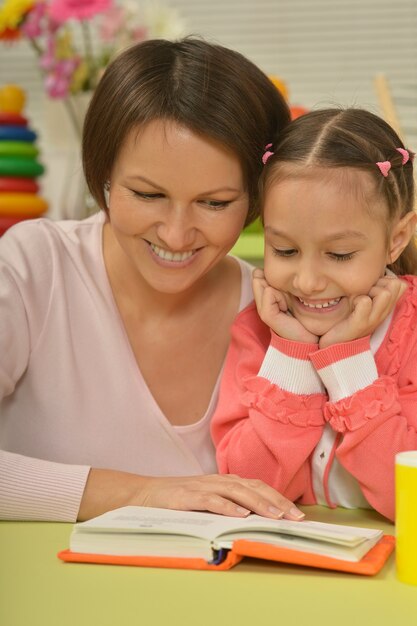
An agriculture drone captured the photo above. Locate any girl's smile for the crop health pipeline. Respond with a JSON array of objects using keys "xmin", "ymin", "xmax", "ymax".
[{"xmin": 293, "ymin": 295, "xmax": 342, "ymax": 312}]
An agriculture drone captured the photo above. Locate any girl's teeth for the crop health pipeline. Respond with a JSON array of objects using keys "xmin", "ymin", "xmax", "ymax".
[
  {"xmin": 150, "ymin": 243, "xmax": 194, "ymax": 262},
  {"xmin": 298, "ymin": 297, "xmax": 341, "ymax": 309}
]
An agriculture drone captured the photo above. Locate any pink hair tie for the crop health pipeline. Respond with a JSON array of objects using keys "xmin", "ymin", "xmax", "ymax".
[
  {"xmin": 396, "ymin": 148, "xmax": 410, "ymax": 164},
  {"xmin": 376, "ymin": 161, "xmax": 391, "ymax": 177},
  {"xmin": 262, "ymin": 143, "xmax": 274, "ymax": 165}
]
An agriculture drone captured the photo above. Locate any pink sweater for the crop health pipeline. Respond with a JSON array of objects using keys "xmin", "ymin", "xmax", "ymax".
[
  {"xmin": 0, "ymin": 214, "xmax": 254, "ymax": 521},
  {"xmin": 211, "ymin": 276, "xmax": 417, "ymax": 521}
]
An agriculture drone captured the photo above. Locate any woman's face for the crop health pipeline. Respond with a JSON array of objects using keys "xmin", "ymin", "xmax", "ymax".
[{"xmin": 106, "ymin": 119, "xmax": 249, "ymax": 295}]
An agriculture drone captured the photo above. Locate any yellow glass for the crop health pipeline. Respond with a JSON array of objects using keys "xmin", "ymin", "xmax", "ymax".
[{"xmin": 395, "ymin": 451, "xmax": 417, "ymax": 585}]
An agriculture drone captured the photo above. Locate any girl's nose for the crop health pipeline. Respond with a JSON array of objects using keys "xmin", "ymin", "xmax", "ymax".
[
  {"xmin": 292, "ymin": 260, "xmax": 327, "ymax": 295},
  {"xmin": 156, "ymin": 204, "xmax": 196, "ymax": 250}
]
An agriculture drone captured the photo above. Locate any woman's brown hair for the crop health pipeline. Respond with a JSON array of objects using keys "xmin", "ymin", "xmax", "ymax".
[
  {"xmin": 83, "ymin": 37, "xmax": 290, "ymax": 226},
  {"xmin": 261, "ymin": 108, "xmax": 417, "ymax": 274}
]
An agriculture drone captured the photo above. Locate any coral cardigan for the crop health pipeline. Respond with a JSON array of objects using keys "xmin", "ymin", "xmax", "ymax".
[{"xmin": 211, "ymin": 276, "xmax": 417, "ymax": 521}]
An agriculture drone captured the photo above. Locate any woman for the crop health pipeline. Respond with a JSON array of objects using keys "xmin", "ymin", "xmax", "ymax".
[{"xmin": 0, "ymin": 38, "xmax": 304, "ymax": 522}]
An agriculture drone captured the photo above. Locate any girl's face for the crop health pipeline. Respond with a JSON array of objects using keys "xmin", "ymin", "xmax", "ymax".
[
  {"xmin": 263, "ymin": 169, "xmax": 393, "ymax": 337},
  {"xmin": 106, "ymin": 119, "xmax": 249, "ymax": 295}
]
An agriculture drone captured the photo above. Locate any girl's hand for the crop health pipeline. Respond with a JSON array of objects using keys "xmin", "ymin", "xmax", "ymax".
[
  {"xmin": 139, "ymin": 474, "xmax": 305, "ymax": 521},
  {"xmin": 253, "ymin": 268, "xmax": 319, "ymax": 344},
  {"xmin": 319, "ymin": 276, "xmax": 407, "ymax": 349}
]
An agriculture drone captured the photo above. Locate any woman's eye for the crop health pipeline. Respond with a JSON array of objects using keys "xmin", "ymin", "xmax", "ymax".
[
  {"xmin": 329, "ymin": 252, "xmax": 355, "ymax": 262},
  {"xmin": 272, "ymin": 248, "xmax": 297, "ymax": 257},
  {"xmin": 201, "ymin": 200, "xmax": 231, "ymax": 210},
  {"xmin": 133, "ymin": 191, "xmax": 164, "ymax": 200}
]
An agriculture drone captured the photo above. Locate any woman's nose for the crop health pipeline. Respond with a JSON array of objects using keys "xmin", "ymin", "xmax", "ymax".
[{"xmin": 156, "ymin": 204, "xmax": 196, "ymax": 250}]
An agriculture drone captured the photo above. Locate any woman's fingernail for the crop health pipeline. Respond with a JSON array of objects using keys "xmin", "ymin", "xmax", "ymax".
[
  {"xmin": 268, "ymin": 506, "xmax": 284, "ymax": 518},
  {"xmin": 236, "ymin": 506, "xmax": 251, "ymax": 516},
  {"xmin": 289, "ymin": 507, "xmax": 305, "ymax": 519}
]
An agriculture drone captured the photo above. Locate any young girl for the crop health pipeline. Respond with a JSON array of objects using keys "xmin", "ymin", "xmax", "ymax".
[{"xmin": 211, "ymin": 108, "xmax": 417, "ymax": 521}]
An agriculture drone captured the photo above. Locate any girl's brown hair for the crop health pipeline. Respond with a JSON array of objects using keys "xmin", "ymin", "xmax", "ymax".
[
  {"xmin": 83, "ymin": 37, "xmax": 290, "ymax": 226},
  {"xmin": 261, "ymin": 108, "xmax": 417, "ymax": 274}
]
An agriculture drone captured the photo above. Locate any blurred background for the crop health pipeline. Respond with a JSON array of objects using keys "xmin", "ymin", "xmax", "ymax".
[{"xmin": 0, "ymin": 0, "xmax": 416, "ymax": 230}]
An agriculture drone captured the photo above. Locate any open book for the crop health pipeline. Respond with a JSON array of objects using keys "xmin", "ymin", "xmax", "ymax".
[{"xmin": 58, "ymin": 506, "xmax": 395, "ymax": 575}]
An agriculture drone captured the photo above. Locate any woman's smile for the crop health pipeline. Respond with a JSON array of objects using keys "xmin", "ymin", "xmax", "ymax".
[{"xmin": 146, "ymin": 240, "xmax": 200, "ymax": 267}]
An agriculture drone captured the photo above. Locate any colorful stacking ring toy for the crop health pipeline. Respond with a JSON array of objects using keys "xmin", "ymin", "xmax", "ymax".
[
  {"xmin": 0, "ymin": 112, "xmax": 28, "ymax": 126},
  {"xmin": 0, "ymin": 192, "xmax": 48, "ymax": 217},
  {"xmin": 0, "ymin": 141, "xmax": 38, "ymax": 157},
  {"xmin": 0, "ymin": 85, "xmax": 48, "ymax": 235},
  {"xmin": 0, "ymin": 84, "xmax": 26, "ymax": 114},
  {"xmin": 0, "ymin": 156, "xmax": 44, "ymax": 177},
  {"xmin": 0, "ymin": 126, "xmax": 37, "ymax": 142},
  {"xmin": 0, "ymin": 176, "xmax": 39, "ymax": 193}
]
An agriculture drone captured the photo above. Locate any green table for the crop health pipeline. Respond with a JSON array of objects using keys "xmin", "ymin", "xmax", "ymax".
[{"xmin": 1, "ymin": 506, "xmax": 416, "ymax": 626}]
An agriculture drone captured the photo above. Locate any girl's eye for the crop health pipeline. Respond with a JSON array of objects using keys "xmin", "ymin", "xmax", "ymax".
[
  {"xmin": 132, "ymin": 191, "xmax": 164, "ymax": 200},
  {"xmin": 272, "ymin": 248, "xmax": 297, "ymax": 257},
  {"xmin": 201, "ymin": 200, "xmax": 231, "ymax": 210},
  {"xmin": 329, "ymin": 252, "xmax": 355, "ymax": 262}
]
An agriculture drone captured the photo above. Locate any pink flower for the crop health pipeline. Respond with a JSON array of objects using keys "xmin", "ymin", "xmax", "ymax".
[
  {"xmin": 39, "ymin": 35, "xmax": 55, "ymax": 70},
  {"xmin": 131, "ymin": 25, "xmax": 147, "ymax": 43},
  {"xmin": 21, "ymin": 2, "xmax": 47, "ymax": 38},
  {"xmin": 44, "ymin": 56, "xmax": 79, "ymax": 98},
  {"xmin": 49, "ymin": 0, "xmax": 113, "ymax": 24},
  {"xmin": 45, "ymin": 70, "xmax": 70, "ymax": 97},
  {"xmin": 99, "ymin": 5, "xmax": 124, "ymax": 41}
]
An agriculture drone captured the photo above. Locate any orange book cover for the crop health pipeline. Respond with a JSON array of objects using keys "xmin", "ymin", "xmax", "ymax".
[{"xmin": 58, "ymin": 534, "xmax": 394, "ymax": 575}]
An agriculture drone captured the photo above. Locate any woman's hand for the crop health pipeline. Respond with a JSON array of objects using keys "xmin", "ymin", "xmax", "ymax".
[
  {"xmin": 253, "ymin": 268, "xmax": 318, "ymax": 344},
  {"xmin": 138, "ymin": 474, "xmax": 305, "ymax": 520},
  {"xmin": 78, "ymin": 468, "xmax": 305, "ymax": 521},
  {"xmin": 319, "ymin": 276, "xmax": 407, "ymax": 349}
]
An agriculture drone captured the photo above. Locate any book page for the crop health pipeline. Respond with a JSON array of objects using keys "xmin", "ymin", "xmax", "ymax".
[
  {"xmin": 75, "ymin": 506, "xmax": 243, "ymax": 542},
  {"xmin": 75, "ymin": 506, "xmax": 382, "ymax": 547},
  {"xmin": 214, "ymin": 530, "xmax": 381, "ymax": 562},
  {"xmin": 217, "ymin": 515, "xmax": 382, "ymax": 547}
]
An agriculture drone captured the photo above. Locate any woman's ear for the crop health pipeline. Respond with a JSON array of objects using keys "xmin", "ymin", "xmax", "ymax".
[
  {"xmin": 388, "ymin": 211, "xmax": 417, "ymax": 264},
  {"xmin": 104, "ymin": 182, "xmax": 110, "ymax": 208}
]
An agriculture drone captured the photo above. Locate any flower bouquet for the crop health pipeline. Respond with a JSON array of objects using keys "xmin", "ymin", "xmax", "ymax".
[{"xmin": 0, "ymin": 0, "xmax": 186, "ymax": 132}]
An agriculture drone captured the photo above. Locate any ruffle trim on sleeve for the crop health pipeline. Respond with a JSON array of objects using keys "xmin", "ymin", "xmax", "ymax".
[
  {"xmin": 324, "ymin": 376, "xmax": 400, "ymax": 432},
  {"xmin": 376, "ymin": 276, "xmax": 417, "ymax": 377},
  {"xmin": 241, "ymin": 376, "xmax": 326, "ymax": 427}
]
